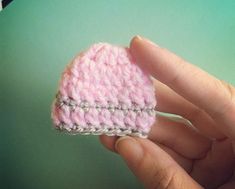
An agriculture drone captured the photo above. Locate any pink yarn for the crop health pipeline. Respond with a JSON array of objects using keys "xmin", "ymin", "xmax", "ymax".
[{"xmin": 51, "ymin": 43, "xmax": 156, "ymax": 138}]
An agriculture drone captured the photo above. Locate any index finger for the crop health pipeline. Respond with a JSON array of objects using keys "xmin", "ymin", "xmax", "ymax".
[{"xmin": 130, "ymin": 36, "xmax": 235, "ymax": 139}]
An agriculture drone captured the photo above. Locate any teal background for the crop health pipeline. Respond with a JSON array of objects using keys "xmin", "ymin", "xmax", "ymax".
[{"xmin": 1, "ymin": 0, "xmax": 235, "ymax": 188}]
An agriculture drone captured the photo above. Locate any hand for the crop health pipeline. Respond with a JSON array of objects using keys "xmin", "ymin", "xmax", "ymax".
[{"xmin": 99, "ymin": 36, "xmax": 235, "ymax": 189}]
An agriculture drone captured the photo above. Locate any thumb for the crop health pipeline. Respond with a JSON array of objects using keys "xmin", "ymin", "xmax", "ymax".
[{"xmin": 115, "ymin": 136, "xmax": 202, "ymax": 189}]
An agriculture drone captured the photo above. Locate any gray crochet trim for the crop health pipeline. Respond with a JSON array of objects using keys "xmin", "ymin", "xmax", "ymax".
[
  {"xmin": 55, "ymin": 122, "xmax": 148, "ymax": 138},
  {"xmin": 55, "ymin": 93, "xmax": 156, "ymax": 116}
]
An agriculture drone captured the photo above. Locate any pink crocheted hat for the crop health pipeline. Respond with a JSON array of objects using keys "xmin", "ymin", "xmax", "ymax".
[{"xmin": 51, "ymin": 43, "xmax": 156, "ymax": 138}]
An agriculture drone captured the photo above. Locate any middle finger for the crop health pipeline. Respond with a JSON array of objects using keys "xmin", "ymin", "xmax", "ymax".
[
  {"xmin": 149, "ymin": 115, "xmax": 212, "ymax": 159},
  {"xmin": 154, "ymin": 79, "xmax": 225, "ymax": 139}
]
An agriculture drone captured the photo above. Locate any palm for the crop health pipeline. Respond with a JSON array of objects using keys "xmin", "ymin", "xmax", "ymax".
[
  {"xmin": 147, "ymin": 79, "xmax": 235, "ymax": 189},
  {"xmin": 151, "ymin": 116, "xmax": 235, "ymax": 189},
  {"xmin": 189, "ymin": 138, "xmax": 234, "ymax": 188}
]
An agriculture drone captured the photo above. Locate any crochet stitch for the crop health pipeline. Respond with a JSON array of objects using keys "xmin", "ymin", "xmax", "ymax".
[{"xmin": 51, "ymin": 43, "xmax": 157, "ymax": 138}]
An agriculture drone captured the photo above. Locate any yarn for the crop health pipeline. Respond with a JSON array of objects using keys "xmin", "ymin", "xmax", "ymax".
[{"xmin": 51, "ymin": 43, "xmax": 157, "ymax": 138}]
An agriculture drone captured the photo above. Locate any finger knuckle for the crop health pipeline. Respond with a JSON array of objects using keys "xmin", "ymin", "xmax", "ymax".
[
  {"xmin": 167, "ymin": 57, "xmax": 186, "ymax": 86},
  {"xmin": 150, "ymin": 165, "xmax": 180, "ymax": 189},
  {"xmin": 220, "ymin": 80, "xmax": 235, "ymax": 103},
  {"xmin": 184, "ymin": 107, "xmax": 203, "ymax": 123},
  {"xmin": 212, "ymin": 79, "xmax": 235, "ymax": 116}
]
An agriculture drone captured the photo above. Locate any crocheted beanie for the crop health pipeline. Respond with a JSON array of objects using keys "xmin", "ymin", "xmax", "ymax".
[{"xmin": 51, "ymin": 43, "xmax": 156, "ymax": 138}]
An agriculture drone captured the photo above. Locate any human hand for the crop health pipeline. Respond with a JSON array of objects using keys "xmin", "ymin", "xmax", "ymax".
[{"xmin": 99, "ymin": 36, "xmax": 235, "ymax": 189}]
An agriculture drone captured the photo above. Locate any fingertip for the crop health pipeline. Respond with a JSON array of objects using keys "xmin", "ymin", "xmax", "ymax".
[
  {"xmin": 130, "ymin": 35, "xmax": 143, "ymax": 51},
  {"xmin": 130, "ymin": 35, "xmax": 152, "ymax": 75},
  {"xmin": 115, "ymin": 136, "xmax": 145, "ymax": 168},
  {"xmin": 115, "ymin": 136, "xmax": 138, "ymax": 151},
  {"xmin": 130, "ymin": 35, "xmax": 159, "ymax": 51},
  {"xmin": 99, "ymin": 135, "xmax": 118, "ymax": 152},
  {"xmin": 129, "ymin": 35, "xmax": 163, "ymax": 76}
]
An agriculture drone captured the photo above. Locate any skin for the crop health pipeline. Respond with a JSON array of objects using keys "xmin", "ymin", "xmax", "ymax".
[{"xmin": 99, "ymin": 36, "xmax": 235, "ymax": 189}]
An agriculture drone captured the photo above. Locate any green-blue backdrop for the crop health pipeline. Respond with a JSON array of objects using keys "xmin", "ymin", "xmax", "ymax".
[{"xmin": 1, "ymin": 0, "xmax": 235, "ymax": 188}]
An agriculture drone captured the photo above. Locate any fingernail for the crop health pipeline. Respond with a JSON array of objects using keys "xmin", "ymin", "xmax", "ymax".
[
  {"xmin": 133, "ymin": 35, "xmax": 159, "ymax": 47},
  {"xmin": 115, "ymin": 136, "xmax": 144, "ymax": 163},
  {"xmin": 135, "ymin": 35, "xmax": 143, "ymax": 40},
  {"xmin": 143, "ymin": 37, "xmax": 159, "ymax": 47},
  {"xmin": 131, "ymin": 35, "xmax": 143, "ymax": 44}
]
